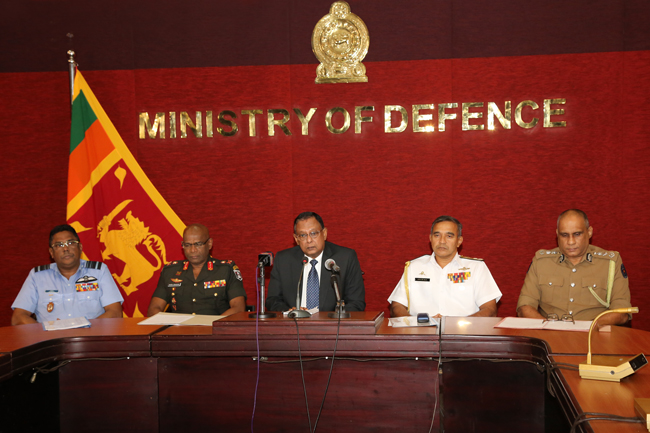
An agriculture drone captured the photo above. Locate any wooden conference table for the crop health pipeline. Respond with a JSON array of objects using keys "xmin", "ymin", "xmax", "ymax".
[{"xmin": 0, "ymin": 312, "xmax": 648, "ymax": 433}]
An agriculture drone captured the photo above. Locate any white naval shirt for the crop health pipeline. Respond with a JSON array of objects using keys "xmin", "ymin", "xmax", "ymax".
[{"xmin": 388, "ymin": 253, "xmax": 502, "ymax": 316}]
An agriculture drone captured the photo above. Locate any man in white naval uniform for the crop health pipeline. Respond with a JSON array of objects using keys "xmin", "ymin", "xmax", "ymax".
[{"xmin": 388, "ymin": 216, "xmax": 501, "ymax": 318}]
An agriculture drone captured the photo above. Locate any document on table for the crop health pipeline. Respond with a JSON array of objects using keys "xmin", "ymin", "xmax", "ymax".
[
  {"xmin": 42, "ymin": 317, "xmax": 91, "ymax": 331},
  {"xmin": 137, "ymin": 312, "xmax": 225, "ymax": 326},
  {"xmin": 388, "ymin": 316, "xmax": 438, "ymax": 328},
  {"xmin": 494, "ymin": 316, "xmax": 609, "ymax": 332}
]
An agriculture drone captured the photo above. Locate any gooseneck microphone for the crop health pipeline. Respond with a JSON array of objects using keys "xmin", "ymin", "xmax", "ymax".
[
  {"xmin": 324, "ymin": 258, "xmax": 340, "ymax": 273},
  {"xmin": 288, "ymin": 258, "xmax": 311, "ymax": 318},
  {"xmin": 325, "ymin": 258, "xmax": 350, "ymax": 319}
]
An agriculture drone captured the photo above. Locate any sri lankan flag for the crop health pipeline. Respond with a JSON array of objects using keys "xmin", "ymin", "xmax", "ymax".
[{"xmin": 67, "ymin": 70, "xmax": 185, "ymax": 317}]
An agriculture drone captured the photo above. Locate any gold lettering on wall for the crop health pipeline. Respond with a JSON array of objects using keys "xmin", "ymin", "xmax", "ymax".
[
  {"xmin": 169, "ymin": 112, "xmax": 177, "ymax": 139},
  {"xmin": 514, "ymin": 100, "xmax": 539, "ymax": 129},
  {"xmin": 217, "ymin": 111, "xmax": 237, "ymax": 137},
  {"xmin": 206, "ymin": 111, "xmax": 213, "ymax": 138},
  {"xmin": 487, "ymin": 102, "xmax": 511, "ymax": 130},
  {"xmin": 462, "ymin": 102, "xmax": 484, "ymax": 131},
  {"xmin": 326, "ymin": 107, "xmax": 351, "ymax": 134},
  {"xmin": 438, "ymin": 103, "xmax": 458, "ymax": 132},
  {"xmin": 139, "ymin": 112, "xmax": 165, "ymax": 139},
  {"xmin": 138, "ymin": 98, "xmax": 567, "ymax": 139},
  {"xmin": 385, "ymin": 106, "xmax": 408, "ymax": 133},
  {"xmin": 412, "ymin": 104, "xmax": 435, "ymax": 132},
  {"xmin": 180, "ymin": 112, "xmax": 202, "ymax": 138},
  {"xmin": 355, "ymin": 106, "xmax": 374, "ymax": 133},
  {"xmin": 544, "ymin": 98, "xmax": 566, "ymax": 128},
  {"xmin": 241, "ymin": 109, "xmax": 262, "ymax": 136},
  {"xmin": 294, "ymin": 108, "xmax": 318, "ymax": 135},
  {"xmin": 268, "ymin": 109, "xmax": 292, "ymax": 136}
]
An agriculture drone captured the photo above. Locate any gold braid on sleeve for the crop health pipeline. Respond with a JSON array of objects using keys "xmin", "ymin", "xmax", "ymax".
[
  {"xmin": 403, "ymin": 261, "xmax": 411, "ymax": 313},
  {"xmin": 588, "ymin": 260, "xmax": 615, "ymax": 308}
]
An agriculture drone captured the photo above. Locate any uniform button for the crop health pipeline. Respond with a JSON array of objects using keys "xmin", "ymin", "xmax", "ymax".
[
  {"xmin": 192, "ymin": 313, "xmax": 196, "ymax": 315},
  {"xmin": 572, "ymin": 268, "xmax": 577, "ymax": 273},
  {"xmin": 569, "ymin": 311, "xmax": 573, "ymax": 315},
  {"xmin": 570, "ymin": 298, "xmax": 574, "ymax": 302},
  {"xmin": 571, "ymin": 283, "xmax": 575, "ymax": 287},
  {"xmin": 68, "ymin": 314, "xmax": 72, "ymax": 316},
  {"xmin": 214, "ymin": 293, "xmax": 217, "ymax": 296},
  {"xmin": 548, "ymin": 282, "xmax": 552, "ymax": 286},
  {"xmin": 194, "ymin": 283, "xmax": 197, "ymax": 286},
  {"xmin": 192, "ymin": 298, "xmax": 196, "ymax": 302},
  {"xmin": 593, "ymin": 284, "xmax": 597, "ymax": 288}
]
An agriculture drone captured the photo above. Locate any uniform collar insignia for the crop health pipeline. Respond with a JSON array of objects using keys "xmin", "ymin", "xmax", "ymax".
[
  {"xmin": 586, "ymin": 253, "xmax": 593, "ymax": 262},
  {"xmin": 558, "ymin": 254, "xmax": 565, "ymax": 263}
]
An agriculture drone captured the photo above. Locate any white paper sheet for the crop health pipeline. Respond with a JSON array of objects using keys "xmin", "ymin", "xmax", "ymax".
[
  {"xmin": 42, "ymin": 316, "xmax": 91, "ymax": 331},
  {"xmin": 137, "ymin": 312, "xmax": 224, "ymax": 326},
  {"xmin": 494, "ymin": 316, "xmax": 601, "ymax": 332}
]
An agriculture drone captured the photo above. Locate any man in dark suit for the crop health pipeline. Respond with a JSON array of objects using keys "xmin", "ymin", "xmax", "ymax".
[{"xmin": 265, "ymin": 212, "xmax": 365, "ymax": 312}]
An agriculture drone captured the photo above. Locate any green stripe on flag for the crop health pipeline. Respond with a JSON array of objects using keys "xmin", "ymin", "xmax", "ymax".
[{"xmin": 70, "ymin": 90, "xmax": 98, "ymax": 154}]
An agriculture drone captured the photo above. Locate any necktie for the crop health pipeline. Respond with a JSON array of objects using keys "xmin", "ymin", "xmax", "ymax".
[{"xmin": 306, "ymin": 259, "xmax": 319, "ymax": 309}]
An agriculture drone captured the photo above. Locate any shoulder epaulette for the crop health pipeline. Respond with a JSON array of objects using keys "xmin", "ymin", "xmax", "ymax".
[
  {"xmin": 84, "ymin": 261, "xmax": 103, "ymax": 269},
  {"xmin": 34, "ymin": 264, "xmax": 51, "ymax": 273},
  {"xmin": 536, "ymin": 249, "xmax": 561, "ymax": 258},
  {"xmin": 591, "ymin": 250, "xmax": 619, "ymax": 260},
  {"xmin": 460, "ymin": 255, "xmax": 484, "ymax": 261},
  {"xmin": 164, "ymin": 260, "xmax": 186, "ymax": 268}
]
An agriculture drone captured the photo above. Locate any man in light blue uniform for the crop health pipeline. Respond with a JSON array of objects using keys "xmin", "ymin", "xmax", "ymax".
[{"xmin": 11, "ymin": 224, "xmax": 123, "ymax": 325}]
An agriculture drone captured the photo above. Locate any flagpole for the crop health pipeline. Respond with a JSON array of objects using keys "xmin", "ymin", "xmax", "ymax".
[{"xmin": 67, "ymin": 50, "xmax": 76, "ymax": 111}]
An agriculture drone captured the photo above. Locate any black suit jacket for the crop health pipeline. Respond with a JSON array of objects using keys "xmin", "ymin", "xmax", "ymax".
[{"xmin": 265, "ymin": 241, "xmax": 366, "ymax": 312}]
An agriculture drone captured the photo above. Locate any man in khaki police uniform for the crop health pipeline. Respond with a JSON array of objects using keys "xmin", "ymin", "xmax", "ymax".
[{"xmin": 517, "ymin": 209, "xmax": 631, "ymax": 327}]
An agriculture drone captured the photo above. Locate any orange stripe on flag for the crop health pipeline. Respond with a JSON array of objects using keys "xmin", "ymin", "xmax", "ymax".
[{"xmin": 67, "ymin": 120, "xmax": 116, "ymax": 201}]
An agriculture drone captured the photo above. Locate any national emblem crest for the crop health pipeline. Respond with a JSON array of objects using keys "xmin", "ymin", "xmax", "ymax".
[{"xmin": 312, "ymin": 1, "xmax": 369, "ymax": 83}]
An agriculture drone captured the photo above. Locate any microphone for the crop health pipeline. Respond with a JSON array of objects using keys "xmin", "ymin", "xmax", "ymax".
[
  {"xmin": 249, "ymin": 252, "xmax": 276, "ymax": 318},
  {"xmin": 325, "ymin": 258, "xmax": 340, "ymax": 273},
  {"xmin": 579, "ymin": 307, "xmax": 646, "ymax": 382},
  {"xmin": 258, "ymin": 252, "xmax": 273, "ymax": 267},
  {"xmin": 325, "ymin": 258, "xmax": 350, "ymax": 319},
  {"xmin": 289, "ymin": 258, "xmax": 311, "ymax": 318}
]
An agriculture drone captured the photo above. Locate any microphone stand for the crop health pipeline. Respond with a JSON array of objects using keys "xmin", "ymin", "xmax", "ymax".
[
  {"xmin": 327, "ymin": 273, "xmax": 350, "ymax": 319},
  {"xmin": 249, "ymin": 260, "xmax": 276, "ymax": 319},
  {"xmin": 289, "ymin": 260, "xmax": 311, "ymax": 318}
]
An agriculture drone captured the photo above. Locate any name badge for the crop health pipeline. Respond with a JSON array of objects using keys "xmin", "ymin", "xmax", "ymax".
[{"xmin": 415, "ymin": 278, "xmax": 430, "ymax": 282}]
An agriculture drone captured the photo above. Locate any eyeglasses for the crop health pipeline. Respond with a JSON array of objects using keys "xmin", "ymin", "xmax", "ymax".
[
  {"xmin": 182, "ymin": 238, "xmax": 211, "ymax": 249},
  {"xmin": 295, "ymin": 231, "xmax": 321, "ymax": 241},
  {"xmin": 51, "ymin": 240, "xmax": 80, "ymax": 249},
  {"xmin": 543, "ymin": 313, "xmax": 575, "ymax": 324}
]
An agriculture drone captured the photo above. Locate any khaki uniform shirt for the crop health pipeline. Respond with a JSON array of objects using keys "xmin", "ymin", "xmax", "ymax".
[{"xmin": 517, "ymin": 245, "xmax": 631, "ymax": 320}]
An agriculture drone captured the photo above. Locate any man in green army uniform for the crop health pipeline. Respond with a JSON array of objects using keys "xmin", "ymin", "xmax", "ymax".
[{"xmin": 147, "ymin": 224, "xmax": 246, "ymax": 316}]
